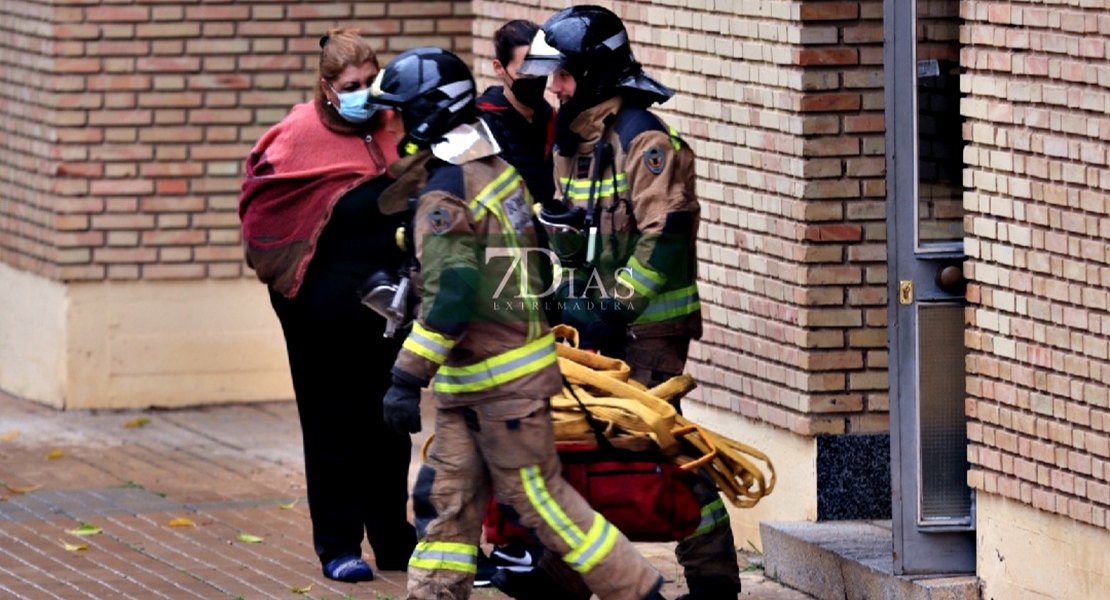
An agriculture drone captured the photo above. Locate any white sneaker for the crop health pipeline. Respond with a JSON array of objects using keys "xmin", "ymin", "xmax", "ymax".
[{"xmin": 490, "ymin": 545, "xmax": 536, "ymax": 573}]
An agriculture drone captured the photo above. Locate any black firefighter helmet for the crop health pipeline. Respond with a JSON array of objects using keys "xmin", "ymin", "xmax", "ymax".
[
  {"xmin": 517, "ymin": 5, "xmax": 673, "ymax": 106},
  {"xmin": 369, "ymin": 47, "xmax": 478, "ymax": 154}
]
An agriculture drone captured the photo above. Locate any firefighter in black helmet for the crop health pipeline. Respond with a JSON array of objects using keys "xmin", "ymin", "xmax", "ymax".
[
  {"xmin": 503, "ymin": 7, "xmax": 743, "ymax": 600},
  {"xmin": 370, "ymin": 46, "xmax": 671, "ymax": 600}
]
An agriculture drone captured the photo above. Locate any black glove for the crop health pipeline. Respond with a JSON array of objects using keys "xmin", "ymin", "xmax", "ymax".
[
  {"xmin": 559, "ymin": 294, "xmax": 596, "ymax": 332},
  {"xmin": 595, "ymin": 296, "xmax": 634, "ymax": 330},
  {"xmin": 383, "ymin": 375, "xmax": 422, "ymax": 435},
  {"xmin": 560, "ymin": 296, "xmax": 627, "ymax": 356}
]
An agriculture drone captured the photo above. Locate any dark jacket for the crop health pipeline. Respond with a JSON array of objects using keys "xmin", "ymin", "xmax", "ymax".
[{"xmin": 477, "ymin": 85, "xmax": 556, "ymax": 205}]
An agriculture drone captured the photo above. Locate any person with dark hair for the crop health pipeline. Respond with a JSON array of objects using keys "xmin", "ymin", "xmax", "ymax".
[
  {"xmin": 508, "ymin": 6, "xmax": 743, "ymax": 600},
  {"xmin": 368, "ymin": 46, "xmax": 671, "ymax": 600},
  {"xmin": 473, "ymin": 18, "xmax": 558, "ymax": 588},
  {"xmin": 238, "ymin": 27, "xmax": 417, "ymax": 584},
  {"xmin": 477, "ymin": 18, "xmax": 556, "ymax": 206}
]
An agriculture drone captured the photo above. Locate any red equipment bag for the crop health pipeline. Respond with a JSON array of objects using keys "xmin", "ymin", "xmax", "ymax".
[{"xmin": 484, "ymin": 442, "xmax": 703, "ymax": 544}]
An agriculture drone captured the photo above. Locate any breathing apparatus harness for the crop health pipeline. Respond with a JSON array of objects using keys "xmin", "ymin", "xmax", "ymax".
[
  {"xmin": 359, "ymin": 196, "xmax": 419, "ymax": 338},
  {"xmin": 541, "ymin": 121, "xmax": 630, "ymax": 267}
]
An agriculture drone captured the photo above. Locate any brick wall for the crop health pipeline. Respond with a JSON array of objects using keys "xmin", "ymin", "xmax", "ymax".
[
  {"xmin": 0, "ymin": 2, "xmax": 57, "ymax": 277},
  {"xmin": 2, "ymin": 0, "xmax": 893, "ymax": 437},
  {"xmin": 0, "ymin": 1, "xmax": 472, "ymax": 282},
  {"xmin": 963, "ymin": 1, "xmax": 1110, "ymax": 528},
  {"xmin": 475, "ymin": 0, "xmax": 889, "ymax": 436}
]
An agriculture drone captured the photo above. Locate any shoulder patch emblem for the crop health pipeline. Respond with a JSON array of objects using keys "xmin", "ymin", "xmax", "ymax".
[
  {"xmin": 427, "ymin": 207, "xmax": 452, "ymax": 235},
  {"xmin": 643, "ymin": 147, "xmax": 666, "ymax": 174}
]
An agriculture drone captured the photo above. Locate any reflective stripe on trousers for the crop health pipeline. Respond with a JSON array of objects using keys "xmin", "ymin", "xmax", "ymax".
[
  {"xmin": 520, "ymin": 465, "xmax": 620, "ymax": 573},
  {"xmin": 408, "ymin": 540, "xmax": 478, "ymax": 573}
]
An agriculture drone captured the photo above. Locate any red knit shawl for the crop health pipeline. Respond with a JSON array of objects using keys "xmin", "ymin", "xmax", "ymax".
[{"xmin": 239, "ymin": 101, "xmax": 398, "ymax": 298}]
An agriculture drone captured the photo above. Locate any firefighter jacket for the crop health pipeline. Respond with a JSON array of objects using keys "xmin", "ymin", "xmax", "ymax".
[
  {"xmin": 384, "ymin": 129, "xmax": 564, "ymax": 405},
  {"xmin": 551, "ymin": 95, "xmax": 702, "ymax": 341}
]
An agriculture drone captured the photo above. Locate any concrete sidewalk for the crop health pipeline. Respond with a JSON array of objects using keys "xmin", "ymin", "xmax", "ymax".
[{"xmin": 0, "ymin": 391, "xmax": 814, "ymax": 600}]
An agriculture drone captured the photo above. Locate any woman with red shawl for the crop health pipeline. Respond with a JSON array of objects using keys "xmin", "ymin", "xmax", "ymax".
[{"xmin": 238, "ymin": 28, "xmax": 416, "ymax": 583}]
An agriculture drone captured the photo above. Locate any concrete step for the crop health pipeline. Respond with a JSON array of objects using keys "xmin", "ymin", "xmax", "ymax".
[{"xmin": 760, "ymin": 520, "xmax": 980, "ymax": 600}]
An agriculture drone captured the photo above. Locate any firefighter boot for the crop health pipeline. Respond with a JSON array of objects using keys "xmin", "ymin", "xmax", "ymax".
[
  {"xmin": 676, "ymin": 576, "xmax": 740, "ymax": 600},
  {"xmin": 490, "ymin": 566, "xmax": 584, "ymax": 600}
]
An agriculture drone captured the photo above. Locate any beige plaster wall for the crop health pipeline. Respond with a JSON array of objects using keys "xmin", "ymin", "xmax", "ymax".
[
  {"xmin": 978, "ymin": 493, "xmax": 1110, "ymax": 600},
  {"xmin": 65, "ymin": 278, "xmax": 293, "ymax": 409},
  {"xmin": 685, "ymin": 400, "xmax": 817, "ymax": 551},
  {"xmin": 0, "ymin": 265, "xmax": 292, "ymax": 410},
  {"xmin": 0, "ymin": 262, "xmax": 68, "ymax": 408}
]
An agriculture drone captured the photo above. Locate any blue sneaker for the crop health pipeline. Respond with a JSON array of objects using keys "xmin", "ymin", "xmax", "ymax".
[{"xmin": 323, "ymin": 553, "xmax": 375, "ymax": 583}]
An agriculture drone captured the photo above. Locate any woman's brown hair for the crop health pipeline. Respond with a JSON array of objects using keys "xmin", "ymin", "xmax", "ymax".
[{"xmin": 315, "ymin": 28, "xmax": 379, "ymax": 103}]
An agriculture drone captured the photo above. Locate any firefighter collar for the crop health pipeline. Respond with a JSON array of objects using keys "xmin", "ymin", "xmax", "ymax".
[
  {"xmin": 569, "ymin": 95, "xmax": 625, "ymax": 143},
  {"xmin": 430, "ymin": 119, "xmax": 502, "ymax": 165},
  {"xmin": 380, "ymin": 149, "xmax": 434, "ymax": 215}
]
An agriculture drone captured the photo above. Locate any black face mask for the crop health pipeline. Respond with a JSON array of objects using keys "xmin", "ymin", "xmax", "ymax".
[{"xmin": 509, "ymin": 75, "xmax": 549, "ymax": 110}]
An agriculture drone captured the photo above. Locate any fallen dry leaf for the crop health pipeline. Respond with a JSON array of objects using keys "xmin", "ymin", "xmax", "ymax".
[
  {"xmin": 123, "ymin": 418, "xmax": 150, "ymax": 429},
  {"xmin": 291, "ymin": 584, "xmax": 313, "ymax": 594},
  {"xmin": 167, "ymin": 517, "xmax": 195, "ymax": 528},
  {"xmin": 59, "ymin": 538, "xmax": 88, "ymax": 552},
  {"xmin": 0, "ymin": 430, "xmax": 19, "ymax": 442},
  {"xmin": 237, "ymin": 533, "xmax": 263, "ymax": 544},
  {"xmin": 45, "ymin": 449, "xmax": 63, "ymax": 461},
  {"xmin": 66, "ymin": 523, "xmax": 102, "ymax": 537},
  {"xmin": 278, "ymin": 499, "xmax": 298, "ymax": 510},
  {"xmin": 7, "ymin": 483, "xmax": 43, "ymax": 495}
]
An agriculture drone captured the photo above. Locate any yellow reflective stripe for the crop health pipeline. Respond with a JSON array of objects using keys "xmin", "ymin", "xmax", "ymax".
[
  {"xmin": 634, "ymin": 284, "xmax": 700, "ymax": 324},
  {"xmin": 560, "ymin": 172, "xmax": 628, "ymax": 192},
  {"xmin": 563, "ymin": 512, "xmax": 620, "ymax": 573},
  {"xmin": 467, "ymin": 165, "xmax": 545, "ymax": 343},
  {"xmin": 408, "ymin": 541, "xmax": 478, "ymax": 573},
  {"xmin": 563, "ymin": 179, "xmax": 628, "ymax": 199},
  {"xmin": 480, "ymin": 192, "xmax": 543, "ymax": 342},
  {"xmin": 403, "ymin": 322, "xmax": 455, "ymax": 365},
  {"xmin": 520, "ymin": 464, "xmax": 585, "ymax": 547},
  {"xmin": 685, "ymin": 498, "xmax": 730, "ymax": 540},
  {"xmin": 558, "ymin": 173, "xmax": 629, "ymax": 201},
  {"xmin": 466, "ymin": 165, "xmax": 543, "ymax": 341},
  {"xmin": 470, "ymin": 166, "xmax": 520, "ymax": 219},
  {"xmin": 433, "ymin": 333, "xmax": 557, "ymax": 393},
  {"xmin": 668, "ymin": 126, "xmax": 682, "ymax": 151},
  {"xmin": 618, "ymin": 257, "xmax": 666, "ymax": 298}
]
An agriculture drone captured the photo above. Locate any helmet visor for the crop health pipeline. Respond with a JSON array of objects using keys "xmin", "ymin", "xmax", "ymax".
[
  {"xmin": 368, "ymin": 70, "xmax": 399, "ymax": 107},
  {"xmin": 517, "ymin": 30, "xmax": 565, "ymax": 77}
]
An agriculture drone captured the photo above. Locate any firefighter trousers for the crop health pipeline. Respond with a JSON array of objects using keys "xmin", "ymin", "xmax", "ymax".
[
  {"xmin": 627, "ymin": 337, "xmax": 742, "ymax": 596},
  {"xmin": 535, "ymin": 471, "xmax": 741, "ymax": 599},
  {"xmin": 407, "ymin": 397, "xmax": 664, "ymax": 600}
]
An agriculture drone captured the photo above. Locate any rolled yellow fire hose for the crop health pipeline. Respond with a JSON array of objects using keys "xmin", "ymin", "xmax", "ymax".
[
  {"xmin": 548, "ymin": 325, "xmax": 776, "ymax": 509},
  {"xmin": 420, "ymin": 325, "xmax": 776, "ymax": 509}
]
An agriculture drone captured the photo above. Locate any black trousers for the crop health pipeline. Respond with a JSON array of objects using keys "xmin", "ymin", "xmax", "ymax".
[{"xmin": 269, "ymin": 262, "xmax": 416, "ymax": 567}]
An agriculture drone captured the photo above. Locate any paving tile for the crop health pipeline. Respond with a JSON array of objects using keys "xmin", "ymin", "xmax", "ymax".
[
  {"xmin": 0, "ymin": 391, "xmax": 811, "ymax": 600},
  {"xmin": 0, "ymin": 581, "xmax": 64, "ymax": 600}
]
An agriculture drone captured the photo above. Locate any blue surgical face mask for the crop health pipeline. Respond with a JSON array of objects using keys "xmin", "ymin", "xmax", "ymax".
[{"xmin": 331, "ymin": 86, "xmax": 376, "ymax": 123}]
